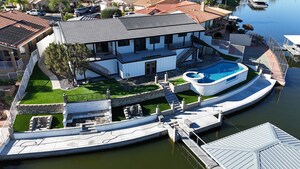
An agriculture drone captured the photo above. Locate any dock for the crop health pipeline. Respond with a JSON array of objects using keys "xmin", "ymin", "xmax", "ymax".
[{"xmin": 178, "ymin": 129, "xmax": 221, "ymax": 169}]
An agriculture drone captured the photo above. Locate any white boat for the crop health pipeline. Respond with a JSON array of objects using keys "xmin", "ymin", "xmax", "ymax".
[{"xmin": 248, "ymin": 0, "xmax": 268, "ymax": 9}]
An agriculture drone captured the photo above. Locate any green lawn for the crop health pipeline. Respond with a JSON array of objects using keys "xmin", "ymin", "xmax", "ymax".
[
  {"xmin": 112, "ymin": 97, "xmax": 170, "ymax": 121},
  {"xmin": 218, "ymin": 52, "xmax": 239, "ymax": 61},
  {"xmin": 169, "ymin": 78, "xmax": 187, "ymax": 85},
  {"xmin": 13, "ymin": 113, "xmax": 64, "ymax": 132},
  {"xmin": 176, "ymin": 90, "xmax": 212, "ymax": 104},
  {"xmin": 21, "ymin": 65, "xmax": 159, "ymax": 104}
]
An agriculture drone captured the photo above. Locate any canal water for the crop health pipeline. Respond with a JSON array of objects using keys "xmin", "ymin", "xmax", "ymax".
[{"xmin": 2, "ymin": 0, "xmax": 300, "ymax": 168}]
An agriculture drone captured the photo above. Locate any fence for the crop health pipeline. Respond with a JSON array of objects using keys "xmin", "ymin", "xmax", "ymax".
[
  {"xmin": 0, "ymin": 49, "xmax": 40, "ymax": 146},
  {"xmin": 267, "ymin": 37, "xmax": 289, "ymax": 83},
  {"xmin": 199, "ymin": 33, "xmax": 245, "ymax": 58}
]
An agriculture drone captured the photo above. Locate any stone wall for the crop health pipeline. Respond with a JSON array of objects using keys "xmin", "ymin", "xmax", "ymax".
[
  {"xmin": 16, "ymin": 103, "xmax": 64, "ymax": 114},
  {"xmin": 169, "ymin": 82, "xmax": 191, "ymax": 93},
  {"xmin": 111, "ymin": 89, "xmax": 165, "ymax": 107},
  {"xmin": 184, "ymin": 102, "xmax": 200, "ymax": 111}
]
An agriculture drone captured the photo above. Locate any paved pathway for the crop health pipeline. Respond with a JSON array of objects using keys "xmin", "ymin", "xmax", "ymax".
[
  {"xmin": 1, "ymin": 123, "xmax": 166, "ymax": 159},
  {"xmin": 38, "ymin": 55, "xmax": 61, "ymax": 89}
]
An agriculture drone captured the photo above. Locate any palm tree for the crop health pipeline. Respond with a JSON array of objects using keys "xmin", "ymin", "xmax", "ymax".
[
  {"xmin": 48, "ymin": 0, "xmax": 70, "ymax": 21},
  {"xmin": 5, "ymin": 0, "xmax": 28, "ymax": 11}
]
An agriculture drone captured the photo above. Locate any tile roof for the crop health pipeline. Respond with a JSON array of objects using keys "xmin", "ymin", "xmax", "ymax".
[
  {"xmin": 133, "ymin": 0, "xmax": 179, "ymax": 8},
  {"xmin": 59, "ymin": 13, "xmax": 205, "ymax": 44},
  {"xmin": 0, "ymin": 11, "xmax": 50, "ymax": 48},
  {"xmin": 202, "ymin": 122, "xmax": 300, "ymax": 169},
  {"xmin": 135, "ymin": 1, "xmax": 232, "ymax": 23}
]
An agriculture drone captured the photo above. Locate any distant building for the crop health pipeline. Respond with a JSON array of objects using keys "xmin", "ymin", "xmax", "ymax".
[
  {"xmin": 0, "ymin": 11, "xmax": 52, "ymax": 79},
  {"xmin": 135, "ymin": 1, "xmax": 232, "ymax": 28}
]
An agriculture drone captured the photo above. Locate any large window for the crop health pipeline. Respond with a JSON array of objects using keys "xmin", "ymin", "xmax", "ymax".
[
  {"xmin": 178, "ymin": 33, "xmax": 187, "ymax": 37},
  {"xmin": 150, "ymin": 36, "xmax": 160, "ymax": 44},
  {"xmin": 118, "ymin": 40, "xmax": 130, "ymax": 47}
]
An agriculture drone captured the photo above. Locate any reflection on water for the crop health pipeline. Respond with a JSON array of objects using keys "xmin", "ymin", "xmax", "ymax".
[{"xmin": 233, "ymin": 0, "xmax": 300, "ymax": 43}]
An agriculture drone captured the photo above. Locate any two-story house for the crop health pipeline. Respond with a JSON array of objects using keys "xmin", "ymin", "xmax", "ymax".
[
  {"xmin": 54, "ymin": 13, "xmax": 205, "ymax": 80},
  {"xmin": 0, "ymin": 11, "xmax": 52, "ymax": 79}
]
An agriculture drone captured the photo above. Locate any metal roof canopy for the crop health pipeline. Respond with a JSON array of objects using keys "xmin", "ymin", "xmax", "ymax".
[
  {"xmin": 284, "ymin": 35, "xmax": 300, "ymax": 45},
  {"xmin": 59, "ymin": 13, "xmax": 205, "ymax": 44},
  {"xmin": 202, "ymin": 122, "xmax": 300, "ymax": 169}
]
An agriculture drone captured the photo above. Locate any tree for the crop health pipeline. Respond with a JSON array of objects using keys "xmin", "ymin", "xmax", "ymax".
[
  {"xmin": 44, "ymin": 43, "xmax": 90, "ymax": 84},
  {"xmin": 44, "ymin": 43, "xmax": 70, "ymax": 78},
  {"xmin": 65, "ymin": 43, "xmax": 90, "ymax": 82},
  {"xmin": 101, "ymin": 7, "xmax": 122, "ymax": 19},
  {"xmin": 48, "ymin": 0, "xmax": 70, "ymax": 21},
  {"xmin": 5, "ymin": 0, "xmax": 28, "ymax": 11}
]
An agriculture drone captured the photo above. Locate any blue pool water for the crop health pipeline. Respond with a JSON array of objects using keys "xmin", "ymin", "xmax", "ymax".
[{"xmin": 195, "ymin": 62, "xmax": 244, "ymax": 83}]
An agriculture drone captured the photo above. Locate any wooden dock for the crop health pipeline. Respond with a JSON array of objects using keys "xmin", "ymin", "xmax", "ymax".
[{"xmin": 178, "ymin": 129, "xmax": 222, "ymax": 169}]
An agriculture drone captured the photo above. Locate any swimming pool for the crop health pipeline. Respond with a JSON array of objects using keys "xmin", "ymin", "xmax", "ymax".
[{"xmin": 183, "ymin": 61, "xmax": 248, "ymax": 96}]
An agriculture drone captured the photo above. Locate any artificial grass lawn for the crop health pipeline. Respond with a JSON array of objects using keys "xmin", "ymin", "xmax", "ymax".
[
  {"xmin": 169, "ymin": 78, "xmax": 187, "ymax": 85},
  {"xmin": 21, "ymin": 65, "xmax": 159, "ymax": 104},
  {"xmin": 13, "ymin": 113, "xmax": 63, "ymax": 132},
  {"xmin": 112, "ymin": 97, "xmax": 170, "ymax": 121}
]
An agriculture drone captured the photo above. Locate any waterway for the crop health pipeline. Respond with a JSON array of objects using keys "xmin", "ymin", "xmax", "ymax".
[{"xmin": 2, "ymin": 0, "xmax": 300, "ymax": 168}]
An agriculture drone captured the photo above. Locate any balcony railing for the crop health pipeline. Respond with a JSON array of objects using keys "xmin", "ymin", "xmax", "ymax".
[
  {"xmin": 0, "ymin": 58, "xmax": 23, "ymax": 70},
  {"xmin": 0, "ymin": 61, "xmax": 13, "ymax": 69}
]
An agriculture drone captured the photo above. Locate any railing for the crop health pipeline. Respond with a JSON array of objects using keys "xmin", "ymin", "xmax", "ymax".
[
  {"xmin": 0, "ymin": 61, "xmax": 13, "ymax": 69},
  {"xmin": 66, "ymin": 93, "xmax": 107, "ymax": 103},
  {"xmin": 267, "ymin": 37, "xmax": 289, "ymax": 83},
  {"xmin": 0, "ymin": 49, "xmax": 39, "ymax": 147},
  {"xmin": 16, "ymin": 58, "xmax": 23, "ymax": 70}
]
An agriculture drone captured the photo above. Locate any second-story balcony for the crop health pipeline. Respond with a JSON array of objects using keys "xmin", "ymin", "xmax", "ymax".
[
  {"xmin": 88, "ymin": 49, "xmax": 176, "ymax": 63},
  {"xmin": 117, "ymin": 48, "xmax": 177, "ymax": 63}
]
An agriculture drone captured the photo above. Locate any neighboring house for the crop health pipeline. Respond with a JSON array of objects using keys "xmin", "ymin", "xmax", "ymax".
[
  {"xmin": 133, "ymin": 0, "xmax": 180, "ymax": 10},
  {"xmin": 0, "ymin": 11, "xmax": 52, "ymax": 79},
  {"xmin": 135, "ymin": 1, "xmax": 232, "ymax": 28},
  {"xmin": 53, "ymin": 13, "xmax": 205, "ymax": 80}
]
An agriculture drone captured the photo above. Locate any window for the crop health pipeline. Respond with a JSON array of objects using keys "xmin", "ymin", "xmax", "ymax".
[
  {"xmin": 118, "ymin": 40, "xmax": 130, "ymax": 47},
  {"xmin": 150, "ymin": 36, "xmax": 160, "ymax": 44},
  {"xmin": 178, "ymin": 33, "xmax": 187, "ymax": 37}
]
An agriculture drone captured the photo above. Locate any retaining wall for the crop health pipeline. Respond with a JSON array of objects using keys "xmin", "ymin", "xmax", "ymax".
[
  {"xmin": 16, "ymin": 103, "xmax": 64, "ymax": 114},
  {"xmin": 111, "ymin": 88, "xmax": 165, "ymax": 107},
  {"xmin": 169, "ymin": 82, "xmax": 191, "ymax": 93}
]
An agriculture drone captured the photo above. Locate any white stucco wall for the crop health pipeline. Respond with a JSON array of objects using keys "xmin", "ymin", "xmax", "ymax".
[
  {"xmin": 94, "ymin": 59, "xmax": 118, "ymax": 74},
  {"xmin": 120, "ymin": 55, "xmax": 177, "ymax": 79},
  {"xmin": 66, "ymin": 100, "xmax": 110, "ymax": 114},
  {"xmin": 37, "ymin": 33, "xmax": 56, "ymax": 57},
  {"xmin": 76, "ymin": 69, "xmax": 100, "ymax": 80}
]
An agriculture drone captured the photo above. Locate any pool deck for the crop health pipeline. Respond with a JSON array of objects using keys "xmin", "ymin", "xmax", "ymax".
[{"xmin": 0, "ymin": 75, "xmax": 276, "ymax": 161}]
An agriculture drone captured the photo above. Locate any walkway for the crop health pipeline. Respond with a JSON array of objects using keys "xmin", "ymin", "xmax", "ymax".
[
  {"xmin": 178, "ymin": 129, "xmax": 221, "ymax": 169},
  {"xmin": 265, "ymin": 49, "xmax": 286, "ymax": 85},
  {"xmin": 0, "ymin": 123, "xmax": 166, "ymax": 160},
  {"xmin": 194, "ymin": 76, "xmax": 276, "ymax": 115},
  {"xmin": 38, "ymin": 55, "xmax": 61, "ymax": 90}
]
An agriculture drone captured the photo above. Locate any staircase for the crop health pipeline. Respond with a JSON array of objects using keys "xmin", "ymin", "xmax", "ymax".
[
  {"xmin": 80, "ymin": 122, "xmax": 97, "ymax": 135},
  {"xmin": 176, "ymin": 47, "xmax": 197, "ymax": 66},
  {"xmin": 162, "ymin": 83, "xmax": 183, "ymax": 114},
  {"xmin": 87, "ymin": 62, "xmax": 110, "ymax": 77}
]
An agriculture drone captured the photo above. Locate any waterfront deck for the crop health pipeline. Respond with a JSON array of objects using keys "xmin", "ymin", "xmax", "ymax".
[
  {"xmin": 178, "ymin": 129, "xmax": 221, "ymax": 169},
  {"xmin": 0, "ymin": 75, "xmax": 276, "ymax": 161}
]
